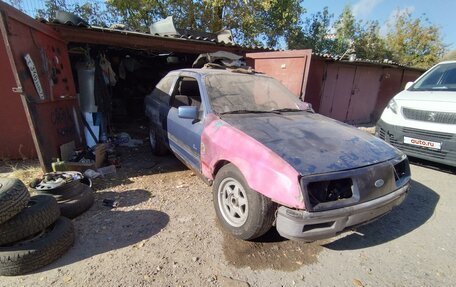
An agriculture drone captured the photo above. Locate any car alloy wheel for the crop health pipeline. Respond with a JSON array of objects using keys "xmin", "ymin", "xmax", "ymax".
[{"xmin": 217, "ymin": 177, "xmax": 249, "ymax": 227}]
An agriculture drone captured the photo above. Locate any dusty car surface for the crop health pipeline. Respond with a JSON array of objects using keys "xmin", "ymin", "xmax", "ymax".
[{"xmin": 145, "ymin": 68, "xmax": 411, "ymax": 241}]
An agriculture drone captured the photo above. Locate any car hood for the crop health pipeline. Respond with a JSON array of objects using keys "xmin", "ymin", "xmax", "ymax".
[
  {"xmin": 395, "ymin": 90, "xmax": 456, "ymax": 112},
  {"xmin": 222, "ymin": 112, "xmax": 401, "ymax": 176}
]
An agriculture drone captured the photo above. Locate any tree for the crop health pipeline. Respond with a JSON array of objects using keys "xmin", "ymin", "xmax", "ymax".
[
  {"xmin": 355, "ymin": 21, "xmax": 391, "ymax": 60},
  {"xmin": 333, "ymin": 6, "xmax": 359, "ymax": 56},
  {"xmin": 36, "ymin": 0, "xmax": 114, "ymax": 27},
  {"xmin": 287, "ymin": 7, "xmax": 334, "ymax": 52},
  {"xmin": 385, "ymin": 11, "xmax": 445, "ymax": 69},
  {"xmin": 259, "ymin": 0, "xmax": 304, "ymax": 47},
  {"xmin": 105, "ymin": 0, "xmax": 168, "ymax": 31},
  {"xmin": 105, "ymin": 0, "xmax": 303, "ymax": 48}
]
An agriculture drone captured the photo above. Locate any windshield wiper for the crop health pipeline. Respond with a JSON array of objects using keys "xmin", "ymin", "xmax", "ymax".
[
  {"xmin": 270, "ymin": 108, "xmax": 305, "ymax": 113},
  {"xmin": 219, "ymin": 109, "xmax": 279, "ymax": 115}
]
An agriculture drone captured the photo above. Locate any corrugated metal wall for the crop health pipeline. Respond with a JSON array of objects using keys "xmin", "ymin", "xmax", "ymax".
[
  {"xmin": 304, "ymin": 56, "xmax": 423, "ymax": 125},
  {"xmin": 248, "ymin": 52, "xmax": 423, "ymax": 125}
]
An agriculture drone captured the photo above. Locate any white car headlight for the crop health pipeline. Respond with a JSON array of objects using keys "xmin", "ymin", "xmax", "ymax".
[{"xmin": 387, "ymin": 99, "xmax": 398, "ymax": 114}]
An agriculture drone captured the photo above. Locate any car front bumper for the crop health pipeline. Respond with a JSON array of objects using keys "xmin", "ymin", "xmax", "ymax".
[
  {"xmin": 276, "ymin": 183, "xmax": 410, "ymax": 242},
  {"xmin": 376, "ymin": 119, "xmax": 456, "ymax": 167}
]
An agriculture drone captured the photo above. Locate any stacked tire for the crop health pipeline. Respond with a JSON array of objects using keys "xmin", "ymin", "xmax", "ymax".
[
  {"xmin": 0, "ymin": 178, "xmax": 74, "ymax": 276},
  {"xmin": 34, "ymin": 172, "xmax": 94, "ymax": 219}
]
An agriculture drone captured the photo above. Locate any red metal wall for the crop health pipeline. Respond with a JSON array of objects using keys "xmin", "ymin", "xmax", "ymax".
[
  {"xmin": 0, "ymin": 28, "xmax": 36, "ymax": 160},
  {"xmin": 302, "ymin": 58, "xmax": 325, "ymax": 112},
  {"xmin": 305, "ymin": 56, "xmax": 424, "ymax": 124},
  {"xmin": 0, "ymin": 2, "xmax": 83, "ymax": 170},
  {"xmin": 246, "ymin": 50, "xmax": 312, "ymax": 98},
  {"xmin": 346, "ymin": 66, "xmax": 383, "ymax": 123},
  {"xmin": 374, "ymin": 68, "xmax": 404, "ymax": 121},
  {"xmin": 319, "ymin": 63, "xmax": 356, "ymax": 122}
]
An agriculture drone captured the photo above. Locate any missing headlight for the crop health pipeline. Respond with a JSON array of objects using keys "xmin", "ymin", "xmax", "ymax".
[
  {"xmin": 394, "ymin": 158, "xmax": 411, "ymax": 182},
  {"xmin": 307, "ymin": 178, "xmax": 353, "ymax": 207}
]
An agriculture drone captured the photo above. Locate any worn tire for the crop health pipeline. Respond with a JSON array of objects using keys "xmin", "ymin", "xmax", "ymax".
[
  {"xmin": 0, "ymin": 217, "xmax": 74, "ymax": 276},
  {"xmin": 35, "ymin": 181, "xmax": 85, "ymax": 202},
  {"xmin": 0, "ymin": 178, "xmax": 30, "ymax": 225},
  {"xmin": 213, "ymin": 164, "xmax": 277, "ymax": 240},
  {"xmin": 0, "ymin": 195, "xmax": 60, "ymax": 246},
  {"xmin": 149, "ymin": 125, "xmax": 168, "ymax": 156},
  {"xmin": 59, "ymin": 186, "xmax": 94, "ymax": 219}
]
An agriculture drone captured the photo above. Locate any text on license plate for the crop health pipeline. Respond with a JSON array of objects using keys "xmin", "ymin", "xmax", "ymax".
[{"xmin": 404, "ymin": 136, "xmax": 441, "ymax": 150}]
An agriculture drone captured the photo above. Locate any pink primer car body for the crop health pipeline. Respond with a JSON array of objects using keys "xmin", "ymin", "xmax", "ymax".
[{"xmin": 145, "ymin": 68, "xmax": 411, "ymax": 241}]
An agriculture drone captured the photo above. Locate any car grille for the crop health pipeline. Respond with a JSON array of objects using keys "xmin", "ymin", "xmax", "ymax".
[
  {"xmin": 378, "ymin": 127, "xmax": 456, "ymax": 161},
  {"xmin": 402, "ymin": 107, "xmax": 456, "ymax": 124}
]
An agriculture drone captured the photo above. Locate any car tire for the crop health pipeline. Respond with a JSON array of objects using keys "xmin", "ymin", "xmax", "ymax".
[
  {"xmin": 149, "ymin": 125, "xmax": 168, "ymax": 156},
  {"xmin": 0, "ymin": 178, "xmax": 30, "ymax": 225},
  {"xmin": 35, "ymin": 180, "xmax": 85, "ymax": 202},
  {"xmin": 0, "ymin": 217, "xmax": 74, "ymax": 276},
  {"xmin": 0, "ymin": 195, "xmax": 60, "ymax": 246},
  {"xmin": 213, "ymin": 164, "xmax": 276, "ymax": 240},
  {"xmin": 59, "ymin": 186, "xmax": 94, "ymax": 219}
]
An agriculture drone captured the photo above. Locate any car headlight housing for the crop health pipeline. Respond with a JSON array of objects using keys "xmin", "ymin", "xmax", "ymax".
[{"xmin": 387, "ymin": 99, "xmax": 398, "ymax": 114}]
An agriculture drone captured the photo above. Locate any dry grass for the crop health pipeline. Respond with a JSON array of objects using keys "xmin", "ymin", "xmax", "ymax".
[{"xmin": 0, "ymin": 160, "xmax": 43, "ymax": 186}]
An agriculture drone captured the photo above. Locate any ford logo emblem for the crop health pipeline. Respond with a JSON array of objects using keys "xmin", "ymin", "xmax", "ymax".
[{"xmin": 374, "ymin": 179, "xmax": 385, "ymax": 188}]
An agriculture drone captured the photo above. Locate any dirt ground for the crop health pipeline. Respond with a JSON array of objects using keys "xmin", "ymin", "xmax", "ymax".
[{"xmin": 0, "ymin": 142, "xmax": 455, "ymax": 287}]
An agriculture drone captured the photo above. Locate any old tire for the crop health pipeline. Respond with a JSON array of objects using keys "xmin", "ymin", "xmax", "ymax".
[
  {"xmin": 35, "ymin": 181, "xmax": 85, "ymax": 202},
  {"xmin": 213, "ymin": 164, "xmax": 277, "ymax": 240},
  {"xmin": 149, "ymin": 126, "xmax": 168, "ymax": 156},
  {"xmin": 0, "ymin": 178, "xmax": 30, "ymax": 225},
  {"xmin": 0, "ymin": 195, "xmax": 60, "ymax": 246},
  {"xmin": 59, "ymin": 186, "xmax": 94, "ymax": 219},
  {"xmin": 0, "ymin": 217, "xmax": 74, "ymax": 276}
]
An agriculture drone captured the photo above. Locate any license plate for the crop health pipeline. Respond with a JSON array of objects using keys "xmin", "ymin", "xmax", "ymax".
[{"xmin": 404, "ymin": 136, "xmax": 442, "ymax": 150}]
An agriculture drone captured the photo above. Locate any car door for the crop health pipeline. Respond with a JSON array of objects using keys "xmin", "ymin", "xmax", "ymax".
[{"xmin": 167, "ymin": 74, "xmax": 205, "ymax": 172}]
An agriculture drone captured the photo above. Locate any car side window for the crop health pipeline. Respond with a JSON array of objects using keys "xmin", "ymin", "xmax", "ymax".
[
  {"xmin": 171, "ymin": 76, "xmax": 204, "ymax": 117},
  {"xmin": 151, "ymin": 75, "xmax": 176, "ymax": 104}
]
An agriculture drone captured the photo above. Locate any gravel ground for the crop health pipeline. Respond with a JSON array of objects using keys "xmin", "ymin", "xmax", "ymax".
[{"xmin": 0, "ymin": 144, "xmax": 455, "ymax": 287}]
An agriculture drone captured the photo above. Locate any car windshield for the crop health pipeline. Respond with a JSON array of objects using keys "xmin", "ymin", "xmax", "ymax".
[
  {"xmin": 204, "ymin": 73, "xmax": 307, "ymax": 114},
  {"xmin": 410, "ymin": 62, "xmax": 456, "ymax": 91}
]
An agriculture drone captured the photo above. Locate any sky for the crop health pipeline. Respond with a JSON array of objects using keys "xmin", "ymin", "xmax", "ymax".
[{"xmin": 304, "ymin": 0, "xmax": 456, "ymax": 50}]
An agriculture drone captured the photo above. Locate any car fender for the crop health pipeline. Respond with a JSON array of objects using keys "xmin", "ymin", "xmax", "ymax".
[{"xmin": 201, "ymin": 114, "xmax": 304, "ymax": 209}]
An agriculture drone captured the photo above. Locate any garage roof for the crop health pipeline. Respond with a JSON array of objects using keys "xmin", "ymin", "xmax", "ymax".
[{"xmin": 46, "ymin": 23, "xmax": 272, "ymax": 55}]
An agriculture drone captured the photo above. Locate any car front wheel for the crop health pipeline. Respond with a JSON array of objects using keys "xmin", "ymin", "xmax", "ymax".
[{"xmin": 213, "ymin": 164, "xmax": 276, "ymax": 240}]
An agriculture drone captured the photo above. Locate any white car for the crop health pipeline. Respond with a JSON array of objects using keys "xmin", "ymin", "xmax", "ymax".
[{"xmin": 376, "ymin": 61, "xmax": 456, "ymax": 167}]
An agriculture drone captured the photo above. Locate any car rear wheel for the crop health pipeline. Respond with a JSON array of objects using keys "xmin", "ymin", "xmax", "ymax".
[
  {"xmin": 213, "ymin": 164, "xmax": 276, "ymax": 240},
  {"xmin": 149, "ymin": 126, "xmax": 168, "ymax": 156}
]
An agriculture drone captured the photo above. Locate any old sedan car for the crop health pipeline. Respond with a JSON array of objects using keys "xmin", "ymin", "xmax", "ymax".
[{"xmin": 145, "ymin": 68, "xmax": 411, "ymax": 241}]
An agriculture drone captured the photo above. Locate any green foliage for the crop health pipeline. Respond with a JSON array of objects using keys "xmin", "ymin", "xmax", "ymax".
[
  {"xmin": 287, "ymin": 7, "xmax": 333, "ymax": 52},
  {"xmin": 333, "ymin": 6, "xmax": 358, "ymax": 55},
  {"xmin": 8, "ymin": 0, "xmax": 446, "ymax": 67},
  {"xmin": 355, "ymin": 21, "xmax": 391, "ymax": 60},
  {"xmin": 103, "ymin": 0, "xmax": 304, "ymax": 47},
  {"xmin": 105, "ymin": 0, "xmax": 167, "ymax": 31},
  {"xmin": 35, "ymin": 0, "xmax": 114, "ymax": 27},
  {"xmin": 288, "ymin": 5, "xmax": 445, "ymax": 68},
  {"xmin": 385, "ymin": 11, "xmax": 445, "ymax": 69}
]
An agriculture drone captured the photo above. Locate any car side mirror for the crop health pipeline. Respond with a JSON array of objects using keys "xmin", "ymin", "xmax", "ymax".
[
  {"xmin": 404, "ymin": 82, "xmax": 413, "ymax": 90},
  {"xmin": 178, "ymin": 106, "xmax": 198, "ymax": 120}
]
